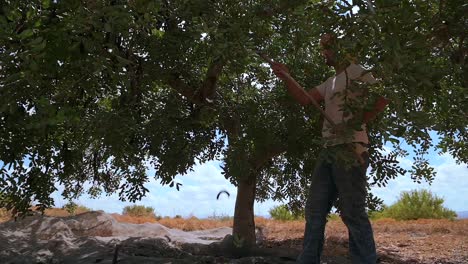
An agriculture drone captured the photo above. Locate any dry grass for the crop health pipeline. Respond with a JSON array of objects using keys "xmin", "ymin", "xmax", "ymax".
[
  {"xmin": 111, "ymin": 214, "xmax": 160, "ymax": 224},
  {"xmin": 372, "ymin": 218, "xmax": 468, "ymax": 235},
  {"xmin": 157, "ymin": 216, "xmax": 233, "ymax": 231},
  {"xmin": 253, "ymin": 217, "xmax": 466, "ymax": 241},
  {"xmin": 2, "ymin": 207, "xmax": 466, "ymax": 237},
  {"xmin": 44, "ymin": 207, "xmax": 92, "ymax": 217},
  {"xmin": 0, "ymin": 208, "xmax": 9, "ymax": 222},
  {"xmin": 110, "ymin": 213, "xmax": 308, "ymax": 234},
  {"xmin": 0, "ymin": 207, "xmax": 94, "ymax": 222},
  {"xmin": 112, "ymin": 214, "xmax": 233, "ymax": 230}
]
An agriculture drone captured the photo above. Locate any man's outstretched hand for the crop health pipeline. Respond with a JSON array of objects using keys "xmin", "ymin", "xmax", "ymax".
[{"xmin": 271, "ymin": 62, "xmax": 290, "ymax": 82}]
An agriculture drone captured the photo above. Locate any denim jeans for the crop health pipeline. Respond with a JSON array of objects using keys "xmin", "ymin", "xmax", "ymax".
[{"xmin": 297, "ymin": 144, "xmax": 377, "ymax": 264}]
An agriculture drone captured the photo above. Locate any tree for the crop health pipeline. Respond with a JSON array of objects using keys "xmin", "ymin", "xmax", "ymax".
[{"xmin": 1, "ymin": 0, "xmax": 466, "ymax": 255}]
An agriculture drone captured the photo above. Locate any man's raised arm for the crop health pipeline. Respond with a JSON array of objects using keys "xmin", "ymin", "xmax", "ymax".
[{"xmin": 271, "ymin": 62, "xmax": 324, "ymax": 106}]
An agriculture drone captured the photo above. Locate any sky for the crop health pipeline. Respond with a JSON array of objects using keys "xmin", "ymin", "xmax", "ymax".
[{"xmin": 47, "ymin": 135, "xmax": 468, "ymax": 218}]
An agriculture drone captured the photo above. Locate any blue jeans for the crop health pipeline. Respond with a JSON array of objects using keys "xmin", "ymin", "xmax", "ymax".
[{"xmin": 297, "ymin": 145, "xmax": 377, "ymax": 264}]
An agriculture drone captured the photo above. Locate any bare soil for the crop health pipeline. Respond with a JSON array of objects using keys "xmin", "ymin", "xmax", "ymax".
[{"xmin": 256, "ymin": 218, "xmax": 467, "ymax": 264}]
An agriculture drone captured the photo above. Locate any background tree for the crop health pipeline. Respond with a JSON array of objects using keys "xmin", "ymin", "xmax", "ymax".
[{"xmin": 1, "ymin": 0, "xmax": 466, "ymax": 255}]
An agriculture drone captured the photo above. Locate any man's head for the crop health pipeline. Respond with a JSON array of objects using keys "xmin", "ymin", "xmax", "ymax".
[{"xmin": 320, "ymin": 33, "xmax": 337, "ymax": 67}]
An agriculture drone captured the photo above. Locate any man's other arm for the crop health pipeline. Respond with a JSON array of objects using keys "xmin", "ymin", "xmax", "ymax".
[{"xmin": 362, "ymin": 96, "xmax": 390, "ymax": 123}]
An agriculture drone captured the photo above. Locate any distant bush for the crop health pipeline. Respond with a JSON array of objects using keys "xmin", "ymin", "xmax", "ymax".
[
  {"xmin": 269, "ymin": 205, "xmax": 304, "ymax": 221},
  {"xmin": 327, "ymin": 213, "xmax": 340, "ymax": 221},
  {"xmin": 0, "ymin": 208, "xmax": 9, "ymax": 219},
  {"xmin": 368, "ymin": 206, "xmax": 389, "ymax": 220},
  {"xmin": 378, "ymin": 189, "xmax": 456, "ymax": 220},
  {"xmin": 122, "ymin": 205, "xmax": 156, "ymax": 218},
  {"xmin": 208, "ymin": 212, "xmax": 233, "ymax": 221},
  {"xmin": 62, "ymin": 202, "xmax": 91, "ymax": 215}
]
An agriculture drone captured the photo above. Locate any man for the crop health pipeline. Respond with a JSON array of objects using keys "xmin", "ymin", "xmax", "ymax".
[{"xmin": 271, "ymin": 33, "xmax": 389, "ymax": 264}]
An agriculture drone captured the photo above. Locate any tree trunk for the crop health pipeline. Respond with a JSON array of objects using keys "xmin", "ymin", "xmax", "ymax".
[{"xmin": 231, "ymin": 175, "xmax": 257, "ymax": 253}]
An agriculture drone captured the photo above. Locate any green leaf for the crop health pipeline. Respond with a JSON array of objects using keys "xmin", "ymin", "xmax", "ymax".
[
  {"xmin": 42, "ymin": 0, "xmax": 51, "ymax": 9},
  {"xmin": 30, "ymin": 37, "xmax": 44, "ymax": 45},
  {"xmin": 115, "ymin": 55, "xmax": 133, "ymax": 65},
  {"xmin": 19, "ymin": 29, "xmax": 34, "ymax": 39},
  {"xmin": 151, "ymin": 28, "xmax": 165, "ymax": 38},
  {"xmin": 31, "ymin": 38, "xmax": 47, "ymax": 51},
  {"xmin": 29, "ymin": 60, "xmax": 39, "ymax": 71},
  {"xmin": 104, "ymin": 23, "xmax": 112, "ymax": 33}
]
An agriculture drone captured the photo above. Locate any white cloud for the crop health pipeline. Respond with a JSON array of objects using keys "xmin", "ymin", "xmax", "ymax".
[
  {"xmin": 371, "ymin": 153, "xmax": 468, "ymax": 211},
  {"xmin": 52, "ymin": 151, "xmax": 466, "ymax": 218},
  {"xmin": 50, "ymin": 161, "xmax": 232, "ymax": 217},
  {"xmin": 51, "ymin": 160, "xmax": 282, "ymax": 218}
]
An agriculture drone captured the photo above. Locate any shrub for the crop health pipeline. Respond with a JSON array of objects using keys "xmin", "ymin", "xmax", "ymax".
[
  {"xmin": 379, "ymin": 189, "xmax": 457, "ymax": 220},
  {"xmin": 208, "ymin": 211, "xmax": 233, "ymax": 221},
  {"xmin": 62, "ymin": 202, "xmax": 91, "ymax": 215},
  {"xmin": 327, "ymin": 213, "xmax": 340, "ymax": 221},
  {"xmin": 122, "ymin": 205, "xmax": 156, "ymax": 218},
  {"xmin": 0, "ymin": 208, "xmax": 9, "ymax": 219},
  {"xmin": 368, "ymin": 205, "xmax": 389, "ymax": 220},
  {"xmin": 269, "ymin": 205, "xmax": 304, "ymax": 221}
]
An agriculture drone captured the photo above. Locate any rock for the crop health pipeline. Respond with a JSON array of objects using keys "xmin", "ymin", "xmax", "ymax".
[{"xmin": 0, "ymin": 211, "xmax": 323, "ymax": 264}]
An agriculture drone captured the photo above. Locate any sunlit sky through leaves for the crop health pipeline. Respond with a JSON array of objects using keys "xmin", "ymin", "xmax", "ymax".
[{"xmin": 44, "ymin": 133, "xmax": 468, "ymax": 218}]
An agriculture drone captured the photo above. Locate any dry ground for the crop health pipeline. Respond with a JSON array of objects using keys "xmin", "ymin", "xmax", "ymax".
[
  {"xmin": 111, "ymin": 213, "xmax": 468, "ymax": 264},
  {"xmin": 1, "ymin": 208, "xmax": 467, "ymax": 263}
]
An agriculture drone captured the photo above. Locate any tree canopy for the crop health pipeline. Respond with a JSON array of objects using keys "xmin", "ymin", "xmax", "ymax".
[{"xmin": 1, "ymin": 0, "xmax": 466, "ymax": 250}]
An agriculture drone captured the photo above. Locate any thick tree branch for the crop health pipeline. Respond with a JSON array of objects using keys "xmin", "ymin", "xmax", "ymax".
[
  {"xmin": 200, "ymin": 59, "xmax": 224, "ymax": 101},
  {"xmin": 167, "ymin": 59, "xmax": 224, "ymax": 106},
  {"xmin": 252, "ymin": 145, "xmax": 287, "ymax": 171},
  {"xmin": 167, "ymin": 74, "xmax": 203, "ymax": 105},
  {"xmin": 222, "ymin": 114, "xmax": 241, "ymax": 142}
]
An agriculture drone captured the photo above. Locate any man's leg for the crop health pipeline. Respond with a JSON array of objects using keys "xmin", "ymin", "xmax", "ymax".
[
  {"xmin": 297, "ymin": 157, "xmax": 337, "ymax": 264},
  {"xmin": 332, "ymin": 150, "xmax": 377, "ymax": 264}
]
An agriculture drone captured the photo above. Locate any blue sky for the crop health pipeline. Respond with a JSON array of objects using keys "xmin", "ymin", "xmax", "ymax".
[
  {"xmin": 1, "ymin": 134, "xmax": 466, "ymax": 218},
  {"xmin": 46, "ymin": 135, "xmax": 467, "ymax": 218}
]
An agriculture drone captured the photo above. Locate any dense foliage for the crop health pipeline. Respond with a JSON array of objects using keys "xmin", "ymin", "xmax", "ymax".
[{"xmin": 1, "ymin": 0, "xmax": 466, "ymax": 248}]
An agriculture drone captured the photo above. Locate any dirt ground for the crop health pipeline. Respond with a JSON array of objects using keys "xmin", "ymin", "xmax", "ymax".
[
  {"xmin": 256, "ymin": 218, "xmax": 467, "ymax": 264},
  {"xmin": 1, "ymin": 209, "xmax": 467, "ymax": 263},
  {"xmin": 112, "ymin": 213, "xmax": 468, "ymax": 263}
]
